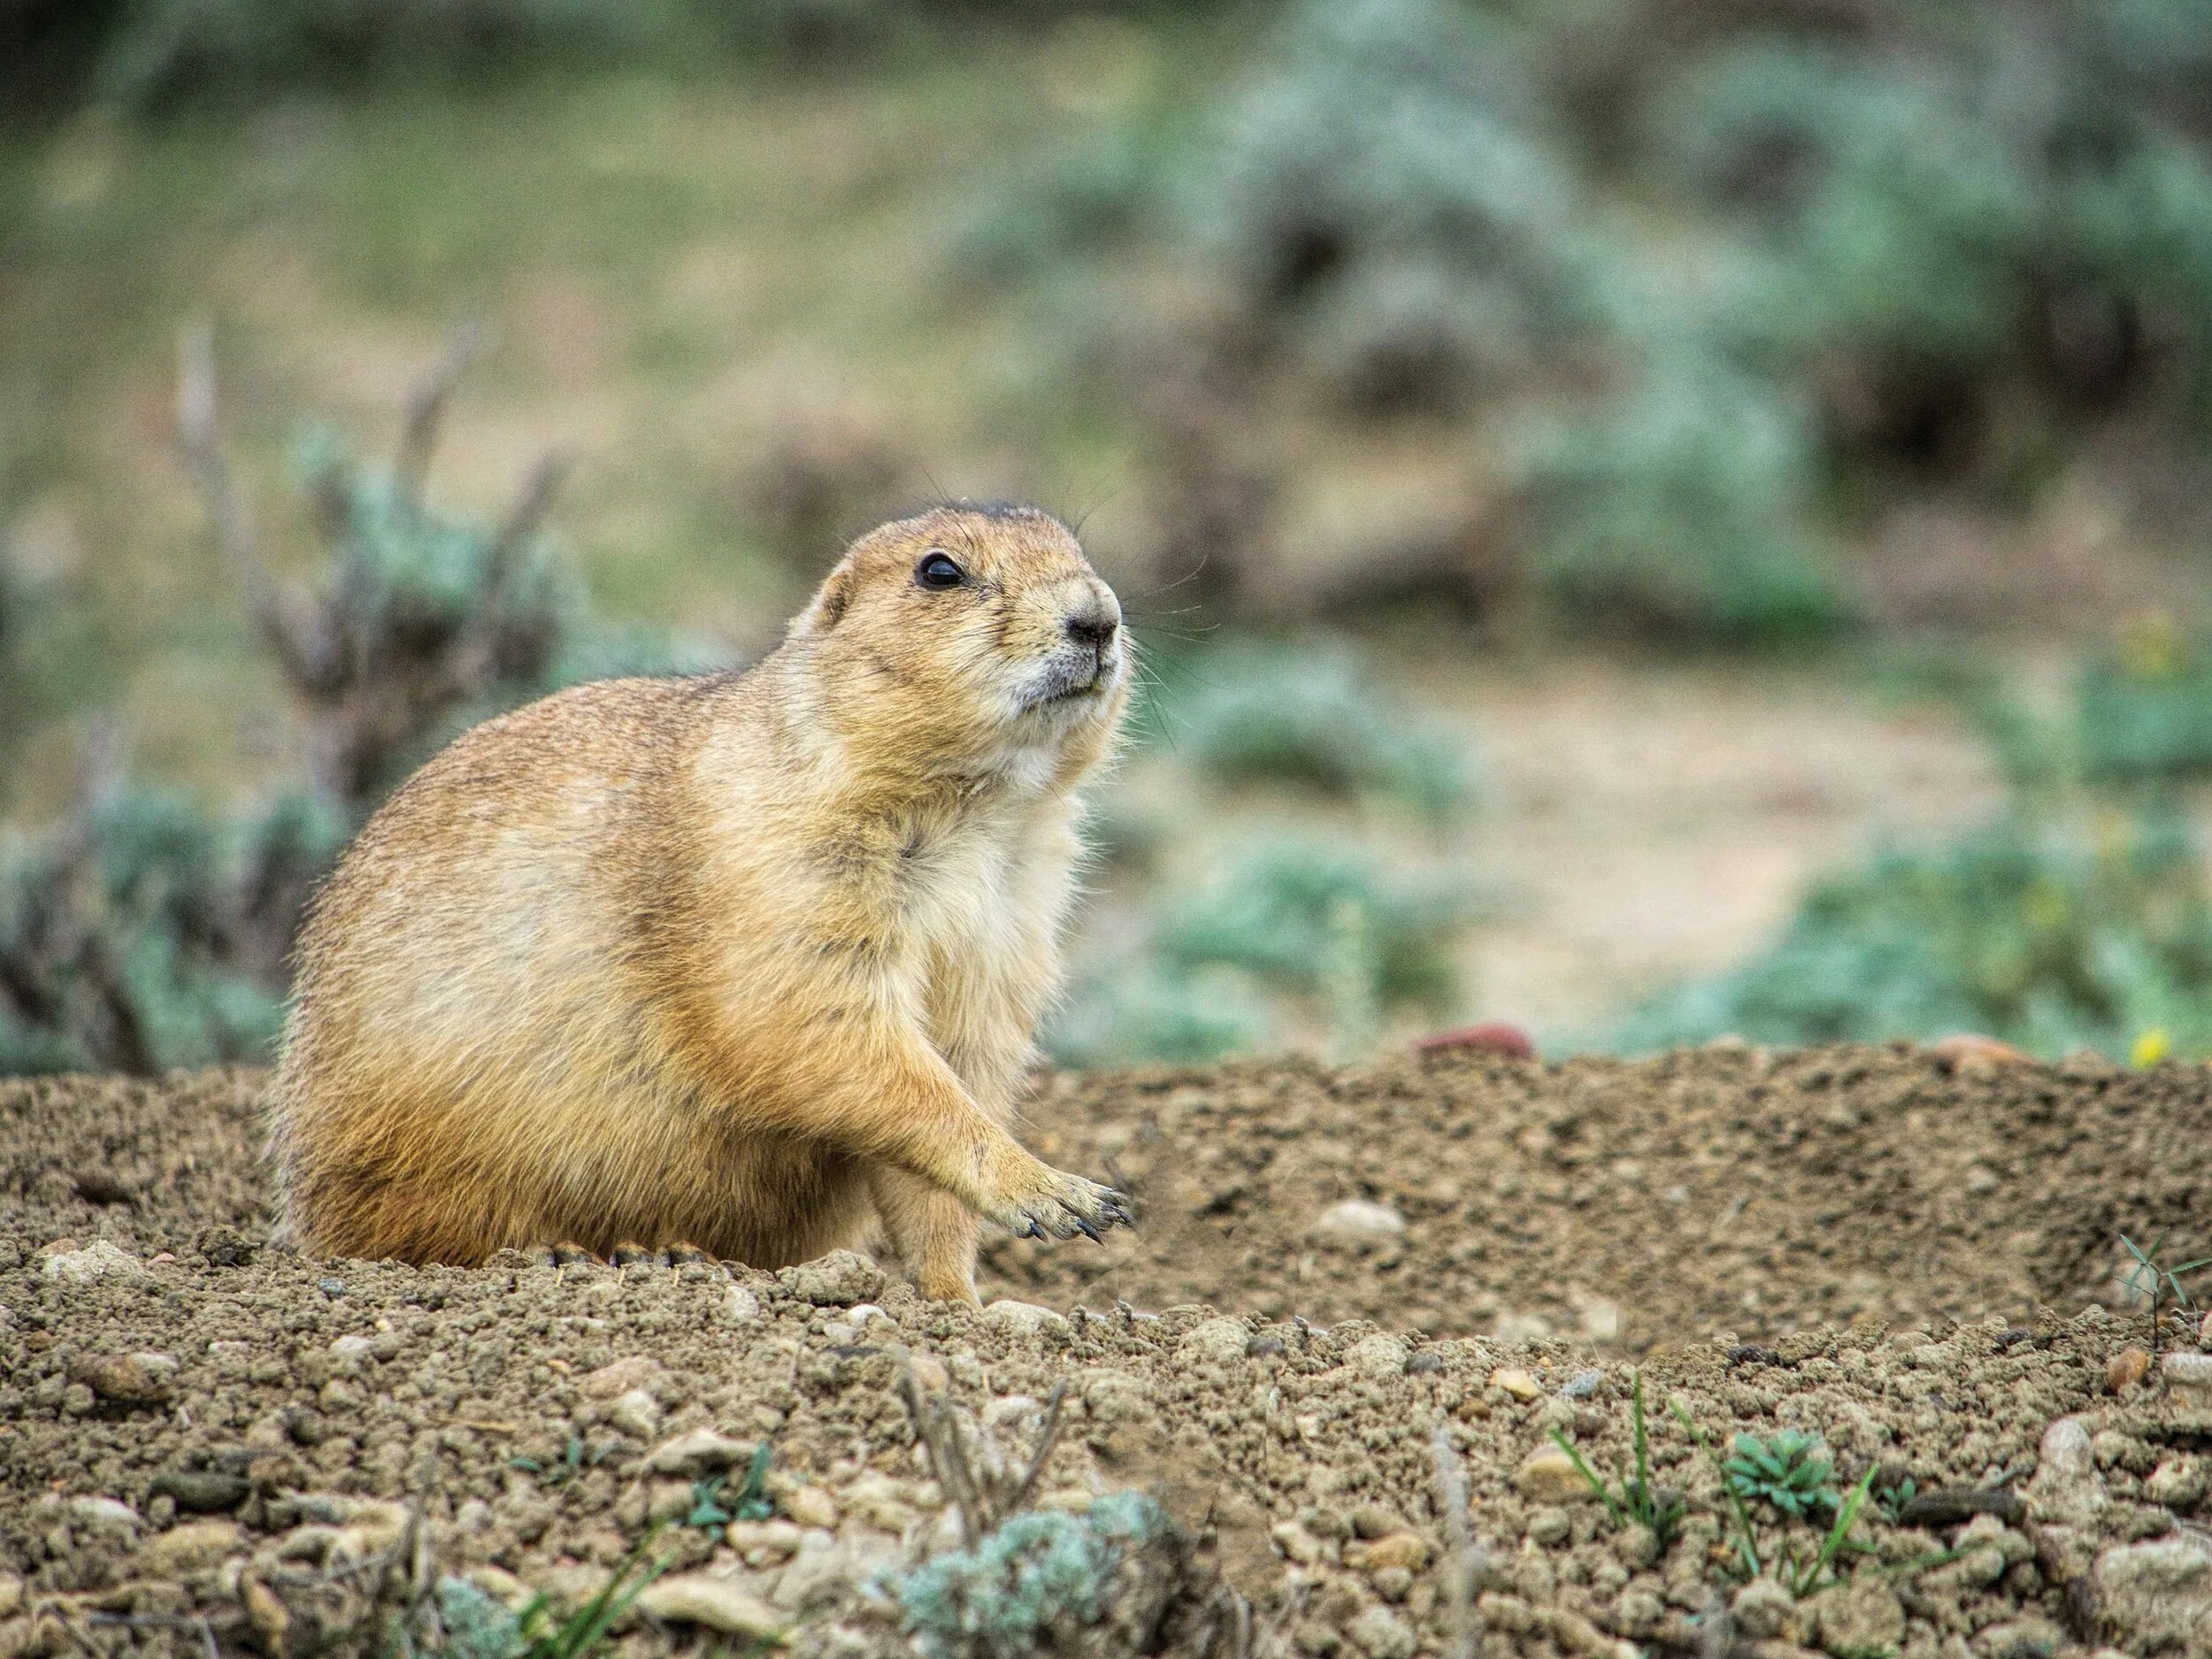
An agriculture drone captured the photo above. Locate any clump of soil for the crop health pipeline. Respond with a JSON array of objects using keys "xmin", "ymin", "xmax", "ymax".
[{"xmin": 4, "ymin": 1048, "xmax": 2209, "ymax": 1658}]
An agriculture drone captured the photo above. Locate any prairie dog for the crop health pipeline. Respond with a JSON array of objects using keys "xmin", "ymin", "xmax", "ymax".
[{"xmin": 266, "ymin": 503, "xmax": 1132, "ymax": 1302}]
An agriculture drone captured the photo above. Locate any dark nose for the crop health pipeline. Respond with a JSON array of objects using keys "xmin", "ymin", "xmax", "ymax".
[{"xmin": 1064, "ymin": 608, "xmax": 1119, "ymax": 649}]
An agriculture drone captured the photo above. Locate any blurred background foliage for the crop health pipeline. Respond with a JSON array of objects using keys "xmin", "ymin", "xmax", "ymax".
[{"xmin": 5, "ymin": 0, "xmax": 2212, "ymax": 1073}]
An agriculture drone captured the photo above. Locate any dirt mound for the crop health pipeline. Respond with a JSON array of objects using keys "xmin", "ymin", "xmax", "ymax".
[
  {"xmin": 4, "ymin": 1048, "xmax": 2210, "ymax": 1658},
  {"xmin": 998, "ymin": 1043, "xmax": 2212, "ymax": 1349},
  {"xmin": 12, "ymin": 1044, "xmax": 2199, "ymax": 1351}
]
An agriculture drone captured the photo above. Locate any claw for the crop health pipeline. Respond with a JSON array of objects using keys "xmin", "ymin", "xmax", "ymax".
[
  {"xmin": 610, "ymin": 1240, "xmax": 653, "ymax": 1267},
  {"xmin": 1101, "ymin": 1202, "xmax": 1133, "ymax": 1227},
  {"xmin": 1074, "ymin": 1215, "xmax": 1103, "ymax": 1243},
  {"xmin": 549, "ymin": 1241, "xmax": 601, "ymax": 1267},
  {"xmin": 1020, "ymin": 1217, "xmax": 1045, "ymax": 1240},
  {"xmin": 664, "ymin": 1241, "xmax": 711, "ymax": 1268}
]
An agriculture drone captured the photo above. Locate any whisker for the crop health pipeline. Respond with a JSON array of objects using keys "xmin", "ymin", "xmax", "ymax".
[
  {"xmin": 1131, "ymin": 549, "xmax": 1212, "ymax": 599},
  {"xmin": 1121, "ymin": 603, "xmax": 1215, "ymax": 621}
]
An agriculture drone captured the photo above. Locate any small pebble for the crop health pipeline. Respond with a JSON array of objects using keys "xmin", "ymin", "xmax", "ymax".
[
  {"xmin": 1412, "ymin": 1022, "xmax": 1536, "ymax": 1061},
  {"xmin": 983, "ymin": 1299, "xmax": 1069, "ymax": 1337},
  {"xmin": 1346, "ymin": 1531, "xmax": 1430, "ymax": 1571},
  {"xmin": 70, "ymin": 1352, "xmax": 178, "ymax": 1406},
  {"xmin": 781, "ymin": 1483, "xmax": 839, "ymax": 1530},
  {"xmin": 1931, "ymin": 1033, "xmax": 2033, "ymax": 1074},
  {"xmin": 1513, "ymin": 1446, "xmax": 1595, "ymax": 1503},
  {"xmin": 634, "ymin": 1574, "xmax": 785, "ymax": 1639},
  {"xmin": 151, "ymin": 1471, "xmax": 249, "ymax": 1514},
  {"xmin": 579, "ymin": 1356, "xmax": 661, "ymax": 1401},
  {"xmin": 317, "ymin": 1278, "xmax": 346, "ymax": 1299},
  {"xmin": 1346, "ymin": 1604, "xmax": 1416, "ymax": 1659},
  {"xmin": 643, "ymin": 1430, "xmax": 757, "ymax": 1478},
  {"xmin": 1490, "ymin": 1368, "xmax": 1542, "ymax": 1402},
  {"xmin": 40, "ymin": 1240, "xmax": 144, "ymax": 1284},
  {"xmin": 1525, "ymin": 1506, "xmax": 1571, "ymax": 1546},
  {"xmin": 607, "ymin": 1388, "xmax": 662, "ymax": 1439},
  {"xmin": 2107, "ymin": 1347, "xmax": 2152, "ymax": 1393},
  {"xmin": 1560, "ymin": 1370, "xmax": 1602, "ymax": 1398},
  {"xmin": 1310, "ymin": 1200, "xmax": 1406, "ymax": 1248},
  {"xmin": 1348, "ymin": 1503, "xmax": 1402, "ymax": 1540},
  {"xmin": 906, "ymin": 1353, "xmax": 950, "ymax": 1393}
]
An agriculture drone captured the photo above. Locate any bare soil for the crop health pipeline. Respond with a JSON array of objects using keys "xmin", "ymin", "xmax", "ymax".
[{"xmin": 4, "ymin": 1049, "xmax": 2210, "ymax": 1658}]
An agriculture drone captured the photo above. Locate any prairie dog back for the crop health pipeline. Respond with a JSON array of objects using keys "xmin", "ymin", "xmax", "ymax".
[{"xmin": 268, "ymin": 503, "xmax": 1133, "ymax": 1300}]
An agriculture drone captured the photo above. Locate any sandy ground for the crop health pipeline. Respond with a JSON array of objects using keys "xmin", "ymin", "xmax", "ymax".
[{"xmin": 4, "ymin": 1049, "xmax": 2210, "ymax": 1657}]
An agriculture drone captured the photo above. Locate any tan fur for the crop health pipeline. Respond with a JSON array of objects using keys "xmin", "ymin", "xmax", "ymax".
[{"xmin": 266, "ymin": 504, "xmax": 1131, "ymax": 1302}]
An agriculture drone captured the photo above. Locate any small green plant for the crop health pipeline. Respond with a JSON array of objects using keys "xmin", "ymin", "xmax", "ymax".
[
  {"xmin": 1725, "ymin": 1429, "xmax": 1842, "ymax": 1524},
  {"xmin": 886, "ymin": 1491, "xmax": 1170, "ymax": 1659},
  {"xmin": 1776, "ymin": 1467, "xmax": 1878, "ymax": 1598},
  {"xmin": 2120, "ymin": 1230, "xmax": 2212, "ymax": 1354},
  {"xmin": 434, "ymin": 1527, "xmax": 668, "ymax": 1659},
  {"xmin": 688, "ymin": 1444, "xmax": 775, "ymax": 1538},
  {"xmin": 509, "ymin": 1435, "xmax": 616, "ymax": 1489},
  {"xmin": 1871, "ymin": 1471, "xmax": 1918, "ymax": 1525},
  {"xmin": 1547, "ymin": 1372, "xmax": 1686, "ymax": 1546},
  {"xmin": 1182, "ymin": 0, "xmax": 1599, "ymax": 408},
  {"xmin": 1672, "ymin": 1407, "xmax": 1879, "ymax": 1592}
]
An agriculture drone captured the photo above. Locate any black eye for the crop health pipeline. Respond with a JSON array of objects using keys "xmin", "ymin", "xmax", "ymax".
[{"xmin": 915, "ymin": 552, "xmax": 965, "ymax": 589}]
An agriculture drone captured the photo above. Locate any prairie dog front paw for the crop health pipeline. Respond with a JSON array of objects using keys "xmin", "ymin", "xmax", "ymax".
[{"xmin": 983, "ymin": 1155, "xmax": 1132, "ymax": 1243}]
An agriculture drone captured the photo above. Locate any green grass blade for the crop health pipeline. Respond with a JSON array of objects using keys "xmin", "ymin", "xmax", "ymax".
[{"xmin": 1548, "ymin": 1428, "xmax": 1628, "ymax": 1527}]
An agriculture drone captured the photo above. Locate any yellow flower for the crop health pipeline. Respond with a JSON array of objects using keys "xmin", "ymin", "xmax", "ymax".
[{"xmin": 2131, "ymin": 1027, "xmax": 2173, "ymax": 1068}]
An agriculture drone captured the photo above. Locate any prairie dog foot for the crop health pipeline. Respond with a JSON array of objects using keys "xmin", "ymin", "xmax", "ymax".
[{"xmin": 984, "ymin": 1157, "xmax": 1132, "ymax": 1242}]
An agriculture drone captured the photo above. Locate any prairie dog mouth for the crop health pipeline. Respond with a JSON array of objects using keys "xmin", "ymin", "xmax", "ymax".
[{"xmin": 1025, "ymin": 649, "xmax": 1118, "ymax": 710}]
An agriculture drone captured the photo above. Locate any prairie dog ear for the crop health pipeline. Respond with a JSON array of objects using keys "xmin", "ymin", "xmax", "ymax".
[{"xmin": 792, "ymin": 564, "xmax": 855, "ymax": 637}]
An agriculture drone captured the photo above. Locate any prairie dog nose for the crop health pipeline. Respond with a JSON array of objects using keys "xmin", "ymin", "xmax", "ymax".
[{"xmin": 1064, "ymin": 598, "xmax": 1119, "ymax": 649}]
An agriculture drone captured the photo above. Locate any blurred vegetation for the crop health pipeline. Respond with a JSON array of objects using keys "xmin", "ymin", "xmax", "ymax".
[
  {"xmin": 1160, "ymin": 638, "xmax": 1474, "ymax": 825},
  {"xmin": 8, "ymin": 0, "xmax": 2212, "ymax": 1076},
  {"xmin": 1612, "ymin": 800, "xmax": 2212, "ymax": 1062},
  {"xmin": 1612, "ymin": 626, "xmax": 2212, "ymax": 1065},
  {"xmin": 2075, "ymin": 611, "xmax": 2212, "ymax": 783},
  {"xmin": 959, "ymin": 0, "xmax": 2212, "ymax": 644},
  {"xmin": 1050, "ymin": 833, "xmax": 1476, "ymax": 1069}
]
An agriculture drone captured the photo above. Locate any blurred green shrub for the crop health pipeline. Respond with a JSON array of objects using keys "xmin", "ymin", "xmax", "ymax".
[
  {"xmin": 2075, "ymin": 612, "xmax": 2212, "ymax": 783},
  {"xmin": 1050, "ymin": 835, "xmax": 1472, "ymax": 1065},
  {"xmin": 1642, "ymin": 10, "xmax": 2212, "ymax": 449},
  {"xmin": 1183, "ymin": 0, "xmax": 1595, "ymax": 411},
  {"xmin": 1610, "ymin": 801, "xmax": 2212, "ymax": 1062},
  {"xmin": 1164, "ymin": 639, "xmax": 1475, "ymax": 823},
  {"xmin": 0, "ymin": 785, "xmax": 293, "ymax": 1074},
  {"xmin": 1521, "ymin": 359, "xmax": 1858, "ymax": 646}
]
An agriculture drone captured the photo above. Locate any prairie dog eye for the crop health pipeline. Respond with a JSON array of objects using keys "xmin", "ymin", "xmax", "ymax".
[{"xmin": 915, "ymin": 552, "xmax": 965, "ymax": 589}]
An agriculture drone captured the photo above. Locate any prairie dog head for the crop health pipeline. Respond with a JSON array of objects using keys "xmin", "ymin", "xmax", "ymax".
[{"xmin": 791, "ymin": 503, "xmax": 1129, "ymax": 782}]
